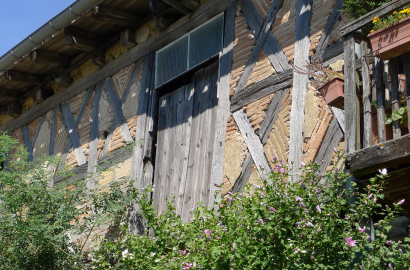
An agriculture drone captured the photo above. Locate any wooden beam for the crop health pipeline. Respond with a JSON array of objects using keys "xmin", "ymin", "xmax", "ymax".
[
  {"xmin": 60, "ymin": 102, "xmax": 87, "ymax": 166},
  {"xmin": 87, "ymin": 82, "xmax": 103, "ymax": 190},
  {"xmin": 153, "ymin": 16, "xmax": 172, "ymax": 31},
  {"xmin": 163, "ymin": 0, "xmax": 192, "ymax": 15},
  {"xmin": 235, "ymin": 0, "xmax": 285, "ymax": 93},
  {"xmin": 389, "ymin": 59, "xmax": 402, "ymax": 139},
  {"xmin": 55, "ymin": 71, "xmax": 72, "ymax": 87},
  {"xmin": 4, "ymin": 71, "xmax": 44, "ymax": 84},
  {"xmin": 64, "ymin": 27, "xmax": 102, "ymax": 51},
  {"xmin": 233, "ymin": 110, "xmax": 272, "ymax": 180},
  {"xmin": 105, "ymin": 78, "xmax": 133, "ymax": 143},
  {"xmin": 0, "ymin": 0, "xmax": 235, "ymax": 133},
  {"xmin": 93, "ymin": 5, "xmax": 139, "ymax": 27},
  {"xmin": 92, "ymin": 50, "xmax": 105, "ymax": 67},
  {"xmin": 209, "ymin": 1, "xmax": 236, "ymax": 207},
  {"xmin": 288, "ymin": 0, "xmax": 312, "ymax": 180},
  {"xmin": 240, "ymin": 0, "xmax": 291, "ymax": 73},
  {"xmin": 404, "ymin": 53, "xmax": 410, "ymax": 134},
  {"xmin": 31, "ymin": 50, "xmax": 70, "ymax": 67},
  {"xmin": 314, "ymin": 0, "xmax": 345, "ymax": 60},
  {"xmin": 6, "ymin": 102, "xmax": 21, "ymax": 118},
  {"xmin": 22, "ymin": 126, "xmax": 33, "ymax": 162},
  {"xmin": 315, "ymin": 118, "xmax": 344, "ymax": 175},
  {"xmin": 374, "ymin": 57, "xmax": 386, "ymax": 143},
  {"xmin": 49, "ymin": 107, "xmax": 57, "ymax": 156},
  {"xmin": 184, "ymin": 0, "xmax": 200, "ymax": 10},
  {"xmin": 230, "ymin": 69, "xmax": 293, "ymax": 111},
  {"xmin": 361, "ymin": 41, "xmax": 372, "ymax": 148},
  {"xmin": 120, "ymin": 29, "xmax": 136, "ymax": 49},
  {"xmin": 330, "ymin": 106, "xmax": 345, "ymax": 133},
  {"xmin": 232, "ymin": 89, "xmax": 289, "ymax": 194},
  {"xmin": 344, "ymin": 34, "xmax": 357, "ymax": 155},
  {"xmin": 341, "ymin": 0, "xmax": 410, "ymax": 37},
  {"xmin": 346, "ymin": 134, "xmax": 410, "ymax": 177},
  {"xmin": 0, "ymin": 88, "xmax": 18, "ymax": 102}
]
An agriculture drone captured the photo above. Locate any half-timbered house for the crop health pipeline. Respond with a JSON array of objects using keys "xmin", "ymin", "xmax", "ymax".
[{"xmin": 0, "ymin": 0, "xmax": 408, "ymax": 243}]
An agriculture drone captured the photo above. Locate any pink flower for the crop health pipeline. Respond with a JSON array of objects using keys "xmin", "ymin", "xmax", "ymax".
[
  {"xmin": 228, "ymin": 191, "xmax": 233, "ymax": 196},
  {"xmin": 299, "ymin": 202, "xmax": 305, "ymax": 208},
  {"xmin": 296, "ymin": 196, "xmax": 303, "ymax": 202},
  {"xmin": 213, "ymin": 183, "xmax": 219, "ymax": 187},
  {"xmin": 273, "ymin": 157, "xmax": 278, "ymax": 162},
  {"xmin": 316, "ymin": 205, "xmax": 322, "ymax": 213},
  {"xmin": 269, "ymin": 207, "xmax": 276, "ymax": 212},
  {"xmin": 333, "ymin": 148, "xmax": 337, "ymax": 153},
  {"xmin": 358, "ymin": 226, "xmax": 366, "ymax": 233},
  {"xmin": 301, "ymin": 161, "xmax": 305, "ymax": 166},
  {"xmin": 215, "ymin": 236, "xmax": 219, "ymax": 240},
  {"xmin": 387, "ymin": 240, "xmax": 393, "ymax": 245},
  {"xmin": 204, "ymin": 229, "xmax": 212, "ymax": 239},
  {"xmin": 345, "ymin": 215, "xmax": 350, "ymax": 220},
  {"xmin": 306, "ymin": 221, "xmax": 314, "ymax": 227},
  {"xmin": 258, "ymin": 219, "xmax": 264, "ymax": 225},
  {"xmin": 398, "ymin": 199, "xmax": 405, "ymax": 205},
  {"xmin": 253, "ymin": 184, "xmax": 261, "ymax": 189},
  {"xmin": 260, "ymin": 238, "xmax": 264, "ymax": 243},
  {"xmin": 368, "ymin": 193, "xmax": 373, "ymax": 199},
  {"xmin": 182, "ymin": 263, "xmax": 192, "ymax": 269},
  {"xmin": 379, "ymin": 168, "xmax": 387, "ymax": 175},
  {"xmin": 279, "ymin": 160, "xmax": 284, "ymax": 165},
  {"xmin": 345, "ymin": 237, "xmax": 357, "ymax": 247},
  {"xmin": 233, "ymin": 243, "xmax": 236, "ymax": 251},
  {"xmin": 260, "ymin": 193, "xmax": 265, "ymax": 198},
  {"xmin": 334, "ymin": 167, "xmax": 339, "ymax": 173},
  {"xmin": 179, "ymin": 250, "xmax": 187, "ymax": 255},
  {"xmin": 279, "ymin": 167, "xmax": 285, "ymax": 173}
]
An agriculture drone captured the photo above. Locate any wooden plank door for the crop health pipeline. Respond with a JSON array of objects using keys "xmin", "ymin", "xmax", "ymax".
[{"xmin": 153, "ymin": 61, "xmax": 219, "ymax": 222}]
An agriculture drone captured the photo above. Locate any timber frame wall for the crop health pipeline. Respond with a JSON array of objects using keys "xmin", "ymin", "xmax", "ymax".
[{"xmin": 1, "ymin": 0, "xmax": 350, "ymax": 235}]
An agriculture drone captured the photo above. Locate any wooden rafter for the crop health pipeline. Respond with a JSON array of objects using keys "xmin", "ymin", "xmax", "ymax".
[
  {"xmin": 93, "ymin": 5, "xmax": 140, "ymax": 27},
  {"xmin": 162, "ymin": 0, "xmax": 192, "ymax": 15},
  {"xmin": 31, "ymin": 50, "xmax": 70, "ymax": 67},
  {"xmin": 4, "ymin": 71, "xmax": 45, "ymax": 84},
  {"xmin": 64, "ymin": 27, "xmax": 102, "ymax": 51}
]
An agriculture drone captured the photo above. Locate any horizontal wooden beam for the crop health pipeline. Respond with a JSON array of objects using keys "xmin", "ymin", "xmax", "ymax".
[
  {"xmin": 93, "ymin": 5, "xmax": 140, "ymax": 27},
  {"xmin": 65, "ymin": 27, "xmax": 102, "ymax": 51},
  {"xmin": 0, "ymin": 0, "xmax": 235, "ymax": 133},
  {"xmin": 4, "ymin": 70, "xmax": 45, "ymax": 84},
  {"xmin": 5, "ymin": 102, "xmax": 22, "ymax": 117},
  {"xmin": 230, "ymin": 69, "xmax": 293, "ymax": 111},
  {"xmin": 346, "ymin": 134, "xmax": 410, "ymax": 178},
  {"xmin": 163, "ymin": 0, "xmax": 192, "ymax": 15},
  {"xmin": 31, "ymin": 50, "xmax": 70, "ymax": 67},
  {"xmin": 341, "ymin": 0, "xmax": 410, "ymax": 37}
]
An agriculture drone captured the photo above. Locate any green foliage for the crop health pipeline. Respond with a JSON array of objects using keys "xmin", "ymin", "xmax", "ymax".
[
  {"xmin": 371, "ymin": 7, "xmax": 410, "ymax": 32},
  {"xmin": 93, "ymin": 154, "xmax": 410, "ymax": 269},
  {"xmin": 0, "ymin": 133, "xmax": 136, "ymax": 269},
  {"xmin": 385, "ymin": 106, "xmax": 408, "ymax": 126},
  {"xmin": 344, "ymin": 0, "xmax": 391, "ymax": 21}
]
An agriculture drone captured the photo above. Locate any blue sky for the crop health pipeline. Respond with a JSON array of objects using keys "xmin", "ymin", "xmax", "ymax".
[{"xmin": 0, "ymin": 0, "xmax": 76, "ymax": 57}]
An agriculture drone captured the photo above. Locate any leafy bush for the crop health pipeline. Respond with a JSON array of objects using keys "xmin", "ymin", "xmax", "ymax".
[
  {"xmin": 0, "ymin": 133, "xmax": 135, "ymax": 269},
  {"xmin": 344, "ymin": 0, "xmax": 391, "ymax": 21},
  {"xmin": 93, "ymin": 154, "xmax": 410, "ymax": 269}
]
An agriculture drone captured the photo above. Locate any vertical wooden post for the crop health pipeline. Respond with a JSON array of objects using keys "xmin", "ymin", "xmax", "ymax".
[
  {"xmin": 344, "ymin": 34, "xmax": 357, "ymax": 155},
  {"xmin": 288, "ymin": 0, "xmax": 312, "ymax": 179},
  {"xmin": 208, "ymin": 1, "xmax": 236, "ymax": 207},
  {"xmin": 361, "ymin": 41, "xmax": 372, "ymax": 148},
  {"xmin": 374, "ymin": 58, "xmax": 386, "ymax": 143},
  {"xmin": 389, "ymin": 59, "xmax": 401, "ymax": 139},
  {"xmin": 404, "ymin": 53, "xmax": 410, "ymax": 134}
]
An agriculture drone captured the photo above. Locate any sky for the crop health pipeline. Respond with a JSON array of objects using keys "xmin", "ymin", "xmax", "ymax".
[{"xmin": 0, "ymin": 0, "xmax": 76, "ymax": 57}]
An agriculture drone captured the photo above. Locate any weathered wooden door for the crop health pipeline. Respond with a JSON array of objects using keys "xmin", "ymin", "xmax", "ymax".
[{"xmin": 153, "ymin": 61, "xmax": 219, "ymax": 222}]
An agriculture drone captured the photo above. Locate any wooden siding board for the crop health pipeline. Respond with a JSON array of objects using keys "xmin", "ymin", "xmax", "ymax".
[{"xmin": 289, "ymin": 0, "xmax": 313, "ymax": 179}]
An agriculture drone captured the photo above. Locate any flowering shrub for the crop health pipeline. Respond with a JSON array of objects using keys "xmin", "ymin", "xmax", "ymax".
[
  {"xmin": 371, "ymin": 7, "xmax": 410, "ymax": 32},
  {"xmin": 93, "ymin": 152, "xmax": 410, "ymax": 269}
]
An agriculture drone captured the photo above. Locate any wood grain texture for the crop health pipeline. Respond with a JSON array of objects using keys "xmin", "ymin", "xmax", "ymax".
[
  {"xmin": 49, "ymin": 107, "xmax": 57, "ymax": 156},
  {"xmin": 361, "ymin": 41, "xmax": 372, "ymax": 148},
  {"xmin": 240, "ymin": 0, "xmax": 290, "ymax": 73},
  {"xmin": 32, "ymin": 115, "xmax": 46, "ymax": 148},
  {"xmin": 404, "ymin": 53, "xmax": 410, "ymax": 134},
  {"xmin": 87, "ymin": 81, "xmax": 104, "ymax": 189},
  {"xmin": 60, "ymin": 102, "xmax": 87, "ymax": 166},
  {"xmin": 233, "ymin": 109, "xmax": 271, "ymax": 180},
  {"xmin": 230, "ymin": 69, "xmax": 293, "ymax": 111},
  {"xmin": 343, "ymin": 35, "xmax": 357, "ymax": 155},
  {"xmin": 330, "ymin": 106, "xmax": 345, "ymax": 133},
  {"xmin": 57, "ymin": 88, "xmax": 93, "ymax": 171},
  {"xmin": 321, "ymin": 40, "xmax": 344, "ymax": 64},
  {"xmin": 288, "ymin": 0, "xmax": 312, "ymax": 180},
  {"xmin": 232, "ymin": 89, "xmax": 289, "ymax": 193},
  {"xmin": 314, "ymin": 0, "xmax": 345, "ymax": 60},
  {"xmin": 346, "ymin": 134, "xmax": 410, "ymax": 177},
  {"xmin": 0, "ymin": 0, "xmax": 235, "ymax": 134},
  {"xmin": 208, "ymin": 1, "xmax": 237, "ymax": 208},
  {"xmin": 389, "ymin": 59, "xmax": 402, "ymax": 139},
  {"xmin": 105, "ymin": 78, "xmax": 134, "ymax": 142},
  {"xmin": 235, "ymin": 0, "xmax": 285, "ymax": 93},
  {"xmin": 22, "ymin": 126, "xmax": 33, "ymax": 163},
  {"xmin": 341, "ymin": 0, "xmax": 410, "ymax": 37},
  {"xmin": 315, "ymin": 118, "xmax": 343, "ymax": 175},
  {"xmin": 374, "ymin": 57, "xmax": 386, "ymax": 143}
]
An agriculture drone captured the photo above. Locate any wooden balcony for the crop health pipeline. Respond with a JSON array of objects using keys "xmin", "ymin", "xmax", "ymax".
[{"xmin": 342, "ymin": 0, "xmax": 410, "ymax": 216}]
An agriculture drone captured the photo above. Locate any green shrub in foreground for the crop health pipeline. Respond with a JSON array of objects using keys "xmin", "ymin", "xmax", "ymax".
[{"xmin": 94, "ymin": 153, "xmax": 410, "ymax": 269}]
